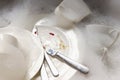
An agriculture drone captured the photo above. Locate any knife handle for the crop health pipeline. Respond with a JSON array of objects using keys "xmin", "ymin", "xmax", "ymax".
[{"xmin": 56, "ymin": 52, "xmax": 89, "ymax": 74}]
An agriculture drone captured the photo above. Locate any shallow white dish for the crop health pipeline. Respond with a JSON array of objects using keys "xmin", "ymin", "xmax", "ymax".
[{"xmin": 32, "ymin": 25, "xmax": 87, "ymax": 80}]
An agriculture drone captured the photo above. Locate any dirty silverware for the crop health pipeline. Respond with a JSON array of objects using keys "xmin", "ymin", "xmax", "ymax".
[
  {"xmin": 46, "ymin": 48, "xmax": 89, "ymax": 74},
  {"xmin": 45, "ymin": 52, "xmax": 59, "ymax": 77},
  {"xmin": 41, "ymin": 63, "xmax": 49, "ymax": 80}
]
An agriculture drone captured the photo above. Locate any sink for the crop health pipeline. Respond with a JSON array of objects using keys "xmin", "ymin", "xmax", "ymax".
[{"xmin": 0, "ymin": 0, "xmax": 120, "ymax": 80}]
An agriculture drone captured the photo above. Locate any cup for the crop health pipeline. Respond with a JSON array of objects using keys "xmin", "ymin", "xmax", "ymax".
[{"xmin": 55, "ymin": 0, "xmax": 91, "ymax": 23}]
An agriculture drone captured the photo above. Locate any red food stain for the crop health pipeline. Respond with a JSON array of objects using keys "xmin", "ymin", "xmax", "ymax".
[
  {"xmin": 49, "ymin": 32, "xmax": 55, "ymax": 36},
  {"xmin": 34, "ymin": 31, "xmax": 37, "ymax": 34},
  {"xmin": 43, "ymin": 46, "xmax": 46, "ymax": 49}
]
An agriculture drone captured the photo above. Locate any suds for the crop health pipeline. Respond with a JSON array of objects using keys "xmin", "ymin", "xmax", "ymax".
[
  {"xmin": 71, "ymin": 9, "xmax": 120, "ymax": 80},
  {"xmin": 1, "ymin": 0, "xmax": 120, "ymax": 80},
  {"xmin": 0, "ymin": 0, "xmax": 62, "ymax": 31}
]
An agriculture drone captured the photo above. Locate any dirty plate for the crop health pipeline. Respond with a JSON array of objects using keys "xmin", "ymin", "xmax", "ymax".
[{"xmin": 32, "ymin": 25, "xmax": 86, "ymax": 80}]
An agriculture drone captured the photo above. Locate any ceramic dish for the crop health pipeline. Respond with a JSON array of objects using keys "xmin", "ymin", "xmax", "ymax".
[
  {"xmin": 0, "ymin": 26, "xmax": 44, "ymax": 79},
  {"xmin": 32, "ymin": 25, "xmax": 86, "ymax": 80},
  {"xmin": 0, "ymin": 41, "xmax": 26, "ymax": 80}
]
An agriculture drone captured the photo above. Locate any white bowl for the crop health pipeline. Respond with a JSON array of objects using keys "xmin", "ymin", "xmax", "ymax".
[
  {"xmin": 0, "ymin": 34, "xmax": 18, "ymax": 47},
  {"xmin": 0, "ymin": 41, "xmax": 26, "ymax": 80},
  {"xmin": 0, "ymin": 27, "xmax": 44, "ymax": 79}
]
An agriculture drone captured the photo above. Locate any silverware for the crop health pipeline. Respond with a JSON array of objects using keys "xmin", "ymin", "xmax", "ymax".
[
  {"xmin": 40, "ymin": 50, "xmax": 59, "ymax": 80},
  {"xmin": 41, "ymin": 63, "xmax": 49, "ymax": 80},
  {"xmin": 35, "ymin": 27, "xmax": 59, "ymax": 78},
  {"xmin": 46, "ymin": 48, "xmax": 89, "ymax": 74},
  {"xmin": 40, "ymin": 52, "xmax": 59, "ymax": 80},
  {"xmin": 45, "ymin": 51, "xmax": 59, "ymax": 77}
]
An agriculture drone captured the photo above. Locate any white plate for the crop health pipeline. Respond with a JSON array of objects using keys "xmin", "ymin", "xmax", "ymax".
[
  {"xmin": 33, "ymin": 26, "xmax": 69, "ymax": 53},
  {"xmin": 32, "ymin": 25, "xmax": 86, "ymax": 80},
  {"xmin": 0, "ymin": 27, "xmax": 44, "ymax": 79}
]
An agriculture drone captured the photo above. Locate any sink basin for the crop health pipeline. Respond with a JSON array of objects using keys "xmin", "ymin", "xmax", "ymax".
[{"xmin": 0, "ymin": 0, "xmax": 120, "ymax": 80}]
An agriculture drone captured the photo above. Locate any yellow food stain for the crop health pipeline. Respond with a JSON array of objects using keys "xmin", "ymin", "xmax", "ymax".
[{"xmin": 57, "ymin": 35, "xmax": 68, "ymax": 50}]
